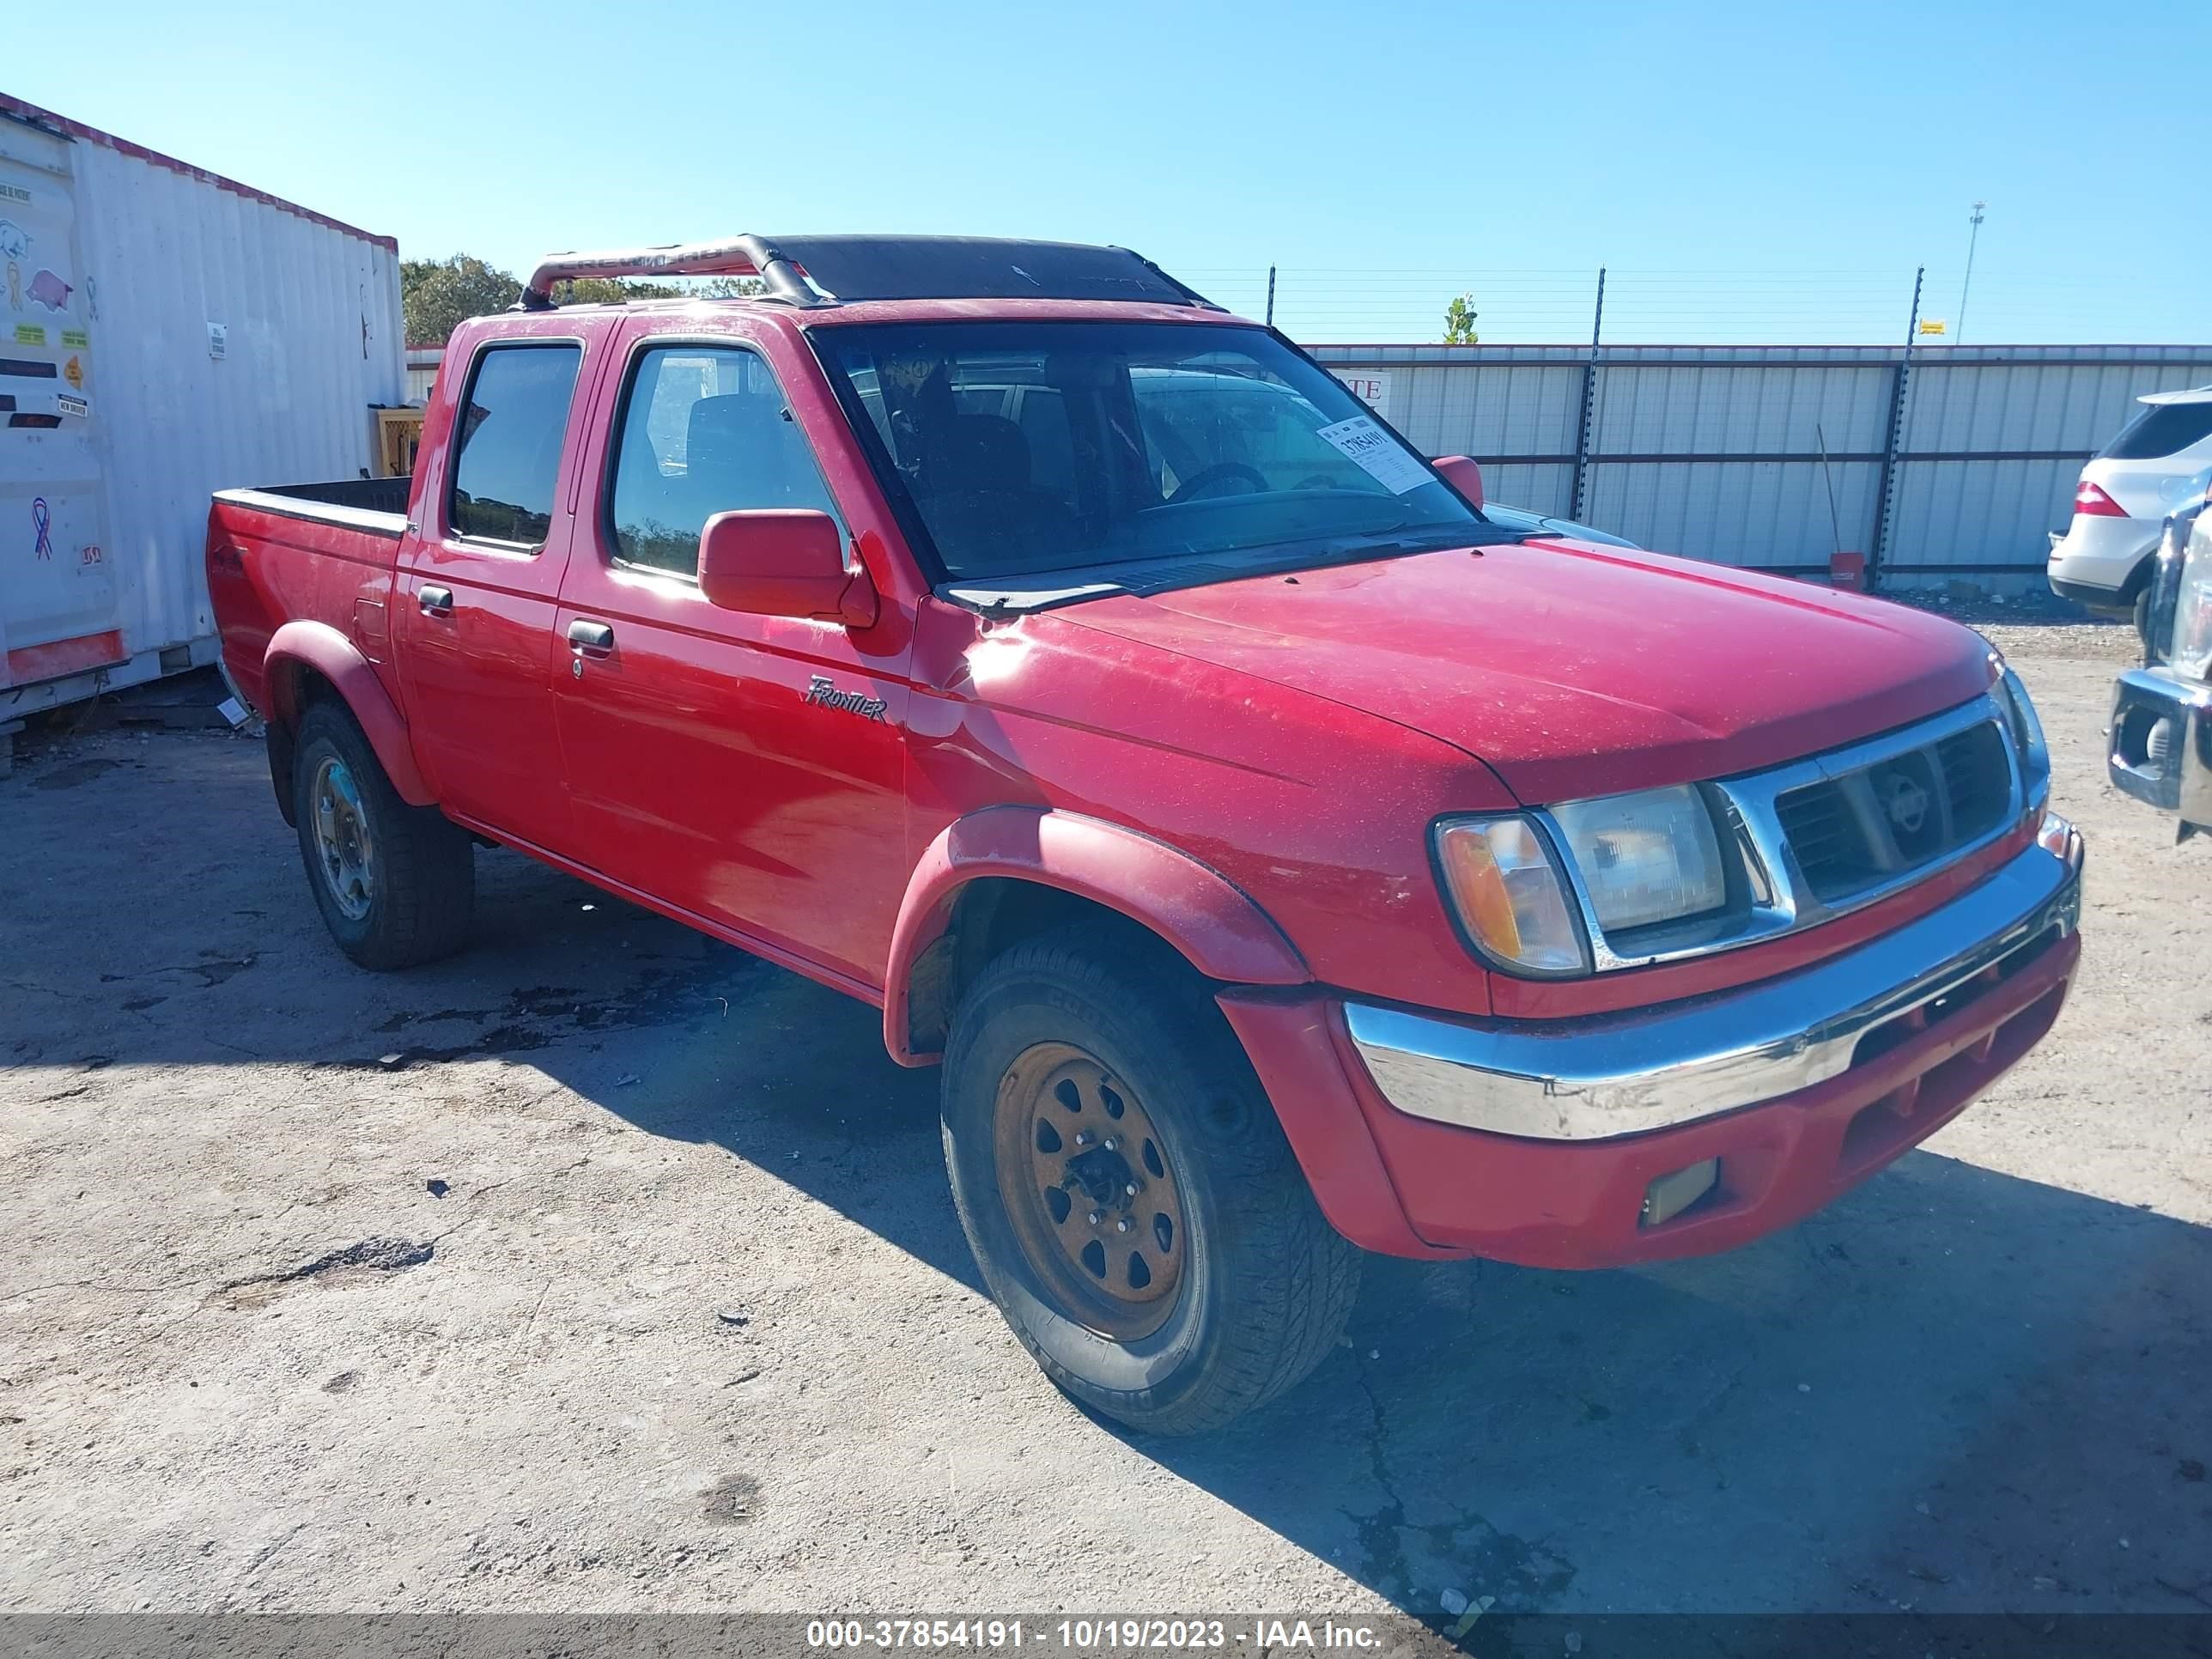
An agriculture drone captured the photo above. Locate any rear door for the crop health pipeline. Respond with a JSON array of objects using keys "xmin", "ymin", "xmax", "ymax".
[
  {"xmin": 394, "ymin": 325, "xmax": 604, "ymax": 854},
  {"xmin": 550, "ymin": 316, "xmax": 913, "ymax": 988}
]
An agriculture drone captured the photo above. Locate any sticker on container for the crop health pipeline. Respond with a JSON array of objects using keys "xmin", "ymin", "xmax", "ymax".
[
  {"xmin": 0, "ymin": 184, "xmax": 29, "ymax": 208},
  {"xmin": 58, "ymin": 394, "xmax": 88, "ymax": 419},
  {"xmin": 26, "ymin": 269, "xmax": 70, "ymax": 313},
  {"xmin": 1313, "ymin": 415, "xmax": 1434, "ymax": 495},
  {"xmin": 62, "ymin": 355, "xmax": 82, "ymax": 390},
  {"xmin": 60, "ymin": 328, "xmax": 88, "ymax": 350},
  {"xmin": 207, "ymin": 322, "xmax": 228, "ymax": 361},
  {"xmin": 14, "ymin": 322, "xmax": 45, "ymax": 346},
  {"xmin": 0, "ymin": 220, "xmax": 28, "ymax": 259},
  {"xmin": 30, "ymin": 497, "xmax": 54, "ymax": 562}
]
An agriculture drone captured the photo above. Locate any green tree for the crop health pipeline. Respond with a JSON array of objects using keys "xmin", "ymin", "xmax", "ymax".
[
  {"xmin": 403, "ymin": 257, "xmax": 767, "ymax": 343},
  {"xmin": 550, "ymin": 276, "xmax": 684, "ymax": 305},
  {"xmin": 550, "ymin": 275, "xmax": 764, "ymax": 303},
  {"xmin": 1443, "ymin": 293, "xmax": 1480, "ymax": 345},
  {"xmin": 400, "ymin": 255, "xmax": 520, "ymax": 345}
]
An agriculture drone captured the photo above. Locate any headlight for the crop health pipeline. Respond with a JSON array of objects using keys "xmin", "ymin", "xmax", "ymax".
[
  {"xmin": 1434, "ymin": 785, "xmax": 1727, "ymax": 975},
  {"xmin": 1434, "ymin": 817, "xmax": 1588, "ymax": 975},
  {"xmin": 1549, "ymin": 785, "xmax": 1728, "ymax": 933},
  {"xmin": 1991, "ymin": 659, "xmax": 2051, "ymax": 807}
]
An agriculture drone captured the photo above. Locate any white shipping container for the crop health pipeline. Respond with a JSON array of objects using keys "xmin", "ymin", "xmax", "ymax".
[{"xmin": 0, "ymin": 94, "xmax": 403, "ymax": 716}]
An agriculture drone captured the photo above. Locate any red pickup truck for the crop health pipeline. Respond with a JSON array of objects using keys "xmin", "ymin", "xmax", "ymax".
[{"xmin": 209, "ymin": 234, "xmax": 2085, "ymax": 1433}]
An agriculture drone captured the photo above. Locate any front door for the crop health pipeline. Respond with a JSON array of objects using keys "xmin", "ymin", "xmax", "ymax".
[
  {"xmin": 393, "ymin": 333, "xmax": 596, "ymax": 854},
  {"xmin": 551, "ymin": 323, "xmax": 912, "ymax": 989}
]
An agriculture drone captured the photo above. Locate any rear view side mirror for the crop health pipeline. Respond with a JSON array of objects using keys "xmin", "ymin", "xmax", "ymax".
[
  {"xmin": 1431, "ymin": 455, "xmax": 1484, "ymax": 510},
  {"xmin": 697, "ymin": 509, "xmax": 878, "ymax": 627}
]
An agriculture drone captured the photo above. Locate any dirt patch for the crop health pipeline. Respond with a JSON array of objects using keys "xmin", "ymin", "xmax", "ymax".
[
  {"xmin": 0, "ymin": 641, "xmax": 2206, "ymax": 1619},
  {"xmin": 698, "ymin": 1474, "xmax": 760, "ymax": 1525},
  {"xmin": 31, "ymin": 758, "xmax": 131, "ymax": 791}
]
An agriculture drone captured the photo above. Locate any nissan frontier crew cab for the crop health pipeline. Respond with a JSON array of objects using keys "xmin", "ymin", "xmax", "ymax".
[{"xmin": 207, "ymin": 234, "xmax": 2086, "ymax": 1434}]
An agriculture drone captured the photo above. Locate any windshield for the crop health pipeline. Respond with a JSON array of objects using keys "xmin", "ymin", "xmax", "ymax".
[{"xmin": 813, "ymin": 320, "xmax": 1484, "ymax": 583}]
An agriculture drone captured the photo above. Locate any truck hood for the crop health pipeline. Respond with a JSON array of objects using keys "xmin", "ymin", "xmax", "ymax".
[{"xmin": 1058, "ymin": 538, "xmax": 1995, "ymax": 803}]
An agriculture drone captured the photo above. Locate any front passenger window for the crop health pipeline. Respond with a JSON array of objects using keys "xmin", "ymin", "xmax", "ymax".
[{"xmin": 609, "ymin": 345, "xmax": 842, "ymax": 575}]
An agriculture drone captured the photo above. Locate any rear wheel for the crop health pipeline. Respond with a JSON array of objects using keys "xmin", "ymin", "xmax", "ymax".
[
  {"xmin": 291, "ymin": 701, "xmax": 474, "ymax": 969},
  {"xmin": 941, "ymin": 929, "xmax": 1359, "ymax": 1434}
]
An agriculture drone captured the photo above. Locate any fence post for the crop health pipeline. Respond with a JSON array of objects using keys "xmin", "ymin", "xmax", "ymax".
[
  {"xmin": 1570, "ymin": 267, "xmax": 1606, "ymax": 522},
  {"xmin": 1869, "ymin": 265, "xmax": 1923, "ymax": 588},
  {"xmin": 1265, "ymin": 265, "xmax": 1276, "ymax": 327}
]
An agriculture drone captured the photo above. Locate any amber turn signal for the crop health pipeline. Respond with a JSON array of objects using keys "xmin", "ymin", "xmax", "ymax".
[{"xmin": 1434, "ymin": 817, "xmax": 1588, "ymax": 975}]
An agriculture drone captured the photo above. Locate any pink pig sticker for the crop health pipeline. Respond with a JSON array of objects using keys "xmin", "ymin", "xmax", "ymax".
[{"xmin": 27, "ymin": 269, "xmax": 72, "ymax": 313}]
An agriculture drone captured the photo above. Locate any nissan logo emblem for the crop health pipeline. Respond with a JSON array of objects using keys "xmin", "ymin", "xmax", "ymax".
[{"xmin": 1882, "ymin": 772, "xmax": 1930, "ymax": 837}]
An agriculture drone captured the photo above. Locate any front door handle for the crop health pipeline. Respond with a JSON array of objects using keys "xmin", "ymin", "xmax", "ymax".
[
  {"xmin": 418, "ymin": 585, "xmax": 454, "ymax": 617},
  {"xmin": 567, "ymin": 618, "xmax": 616, "ymax": 656}
]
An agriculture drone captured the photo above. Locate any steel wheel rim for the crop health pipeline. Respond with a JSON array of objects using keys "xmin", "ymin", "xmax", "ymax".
[
  {"xmin": 311, "ymin": 756, "xmax": 375, "ymax": 922},
  {"xmin": 993, "ymin": 1041, "xmax": 1188, "ymax": 1340}
]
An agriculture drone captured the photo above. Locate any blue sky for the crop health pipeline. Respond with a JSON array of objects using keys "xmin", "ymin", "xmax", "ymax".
[{"xmin": 9, "ymin": 0, "xmax": 2209, "ymax": 344}]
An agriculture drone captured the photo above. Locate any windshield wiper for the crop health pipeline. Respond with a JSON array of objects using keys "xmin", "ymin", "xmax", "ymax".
[{"xmin": 1314, "ymin": 526, "xmax": 1496, "ymax": 562}]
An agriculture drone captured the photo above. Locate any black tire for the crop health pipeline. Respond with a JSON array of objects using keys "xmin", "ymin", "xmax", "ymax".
[
  {"xmin": 941, "ymin": 928, "xmax": 1359, "ymax": 1434},
  {"xmin": 2135, "ymin": 583, "xmax": 2153, "ymax": 647},
  {"xmin": 291, "ymin": 700, "xmax": 474, "ymax": 970}
]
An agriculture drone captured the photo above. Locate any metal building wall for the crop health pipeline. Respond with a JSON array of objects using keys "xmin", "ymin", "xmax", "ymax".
[
  {"xmin": 70, "ymin": 135, "xmax": 404, "ymax": 658},
  {"xmin": 1312, "ymin": 343, "xmax": 2212, "ymax": 580},
  {"xmin": 406, "ymin": 346, "xmax": 443, "ymax": 404},
  {"xmin": 1, "ymin": 94, "xmax": 401, "ymax": 710},
  {"xmin": 1881, "ymin": 347, "xmax": 2212, "ymax": 575}
]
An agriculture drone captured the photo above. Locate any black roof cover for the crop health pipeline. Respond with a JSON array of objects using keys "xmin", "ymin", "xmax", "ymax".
[{"xmin": 762, "ymin": 235, "xmax": 1215, "ymax": 307}]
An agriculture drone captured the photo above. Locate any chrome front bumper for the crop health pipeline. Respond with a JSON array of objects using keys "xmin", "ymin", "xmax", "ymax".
[
  {"xmin": 1346, "ymin": 830, "xmax": 2083, "ymax": 1142},
  {"xmin": 2109, "ymin": 666, "xmax": 2212, "ymax": 828}
]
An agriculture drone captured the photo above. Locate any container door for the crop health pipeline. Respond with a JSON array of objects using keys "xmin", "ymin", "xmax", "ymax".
[{"xmin": 0, "ymin": 122, "xmax": 118, "ymax": 690}]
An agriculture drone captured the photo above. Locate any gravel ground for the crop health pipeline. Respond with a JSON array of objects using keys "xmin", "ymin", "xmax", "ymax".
[{"xmin": 1, "ymin": 617, "xmax": 2206, "ymax": 1623}]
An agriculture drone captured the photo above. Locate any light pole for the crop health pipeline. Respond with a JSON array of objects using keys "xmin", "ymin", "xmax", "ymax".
[{"xmin": 1957, "ymin": 201, "xmax": 1987, "ymax": 344}]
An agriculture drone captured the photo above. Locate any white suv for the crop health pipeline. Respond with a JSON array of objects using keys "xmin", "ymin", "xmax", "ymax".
[{"xmin": 2049, "ymin": 385, "xmax": 2212, "ymax": 624}]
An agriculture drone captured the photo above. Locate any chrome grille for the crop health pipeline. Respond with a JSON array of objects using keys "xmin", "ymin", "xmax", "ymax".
[
  {"xmin": 1541, "ymin": 694, "xmax": 2026, "ymax": 975},
  {"xmin": 1937, "ymin": 722, "xmax": 2012, "ymax": 839},
  {"xmin": 1773, "ymin": 780, "xmax": 1876, "ymax": 899},
  {"xmin": 1774, "ymin": 718, "xmax": 2014, "ymax": 903}
]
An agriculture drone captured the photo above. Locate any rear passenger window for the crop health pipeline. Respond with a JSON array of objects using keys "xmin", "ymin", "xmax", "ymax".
[
  {"xmin": 447, "ymin": 343, "xmax": 584, "ymax": 545},
  {"xmin": 2100, "ymin": 400, "xmax": 2212, "ymax": 461},
  {"xmin": 608, "ymin": 344, "xmax": 842, "ymax": 575}
]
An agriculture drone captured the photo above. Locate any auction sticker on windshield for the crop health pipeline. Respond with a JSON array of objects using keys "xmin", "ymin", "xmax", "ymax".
[{"xmin": 1313, "ymin": 415, "xmax": 1433, "ymax": 494}]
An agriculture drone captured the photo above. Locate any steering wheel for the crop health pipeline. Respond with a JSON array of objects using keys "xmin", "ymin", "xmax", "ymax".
[{"xmin": 1167, "ymin": 462, "xmax": 1268, "ymax": 505}]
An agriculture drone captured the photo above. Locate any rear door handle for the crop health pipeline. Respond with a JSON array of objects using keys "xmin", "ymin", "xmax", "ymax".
[
  {"xmin": 417, "ymin": 585, "xmax": 454, "ymax": 617},
  {"xmin": 567, "ymin": 619, "xmax": 616, "ymax": 656}
]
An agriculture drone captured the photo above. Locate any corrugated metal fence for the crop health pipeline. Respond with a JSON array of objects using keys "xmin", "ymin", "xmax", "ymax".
[{"xmin": 1308, "ymin": 343, "xmax": 2212, "ymax": 581}]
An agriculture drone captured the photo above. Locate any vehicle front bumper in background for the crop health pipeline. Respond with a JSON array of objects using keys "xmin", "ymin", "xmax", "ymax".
[
  {"xmin": 2109, "ymin": 666, "xmax": 2212, "ymax": 828},
  {"xmin": 1220, "ymin": 829, "xmax": 2083, "ymax": 1268}
]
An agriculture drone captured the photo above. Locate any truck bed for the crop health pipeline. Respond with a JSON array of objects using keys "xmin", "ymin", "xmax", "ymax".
[
  {"xmin": 210, "ymin": 477, "xmax": 411, "ymax": 538},
  {"xmin": 205, "ymin": 477, "xmax": 416, "ymax": 720}
]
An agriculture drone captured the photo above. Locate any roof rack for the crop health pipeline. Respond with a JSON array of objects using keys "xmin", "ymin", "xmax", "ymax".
[
  {"xmin": 519, "ymin": 234, "xmax": 813, "ymax": 311},
  {"xmin": 517, "ymin": 234, "xmax": 1219, "ymax": 313}
]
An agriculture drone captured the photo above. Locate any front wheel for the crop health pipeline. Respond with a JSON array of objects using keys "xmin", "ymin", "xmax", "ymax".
[
  {"xmin": 941, "ymin": 930, "xmax": 1359, "ymax": 1434},
  {"xmin": 291, "ymin": 700, "xmax": 474, "ymax": 969}
]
